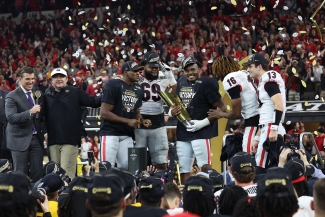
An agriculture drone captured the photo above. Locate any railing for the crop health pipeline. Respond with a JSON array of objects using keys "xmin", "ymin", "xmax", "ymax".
[
  {"xmin": 222, "ymin": 134, "xmax": 232, "ymax": 185},
  {"xmin": 299, "ymin": 132, "xmax": 324, "ymax": 168}
]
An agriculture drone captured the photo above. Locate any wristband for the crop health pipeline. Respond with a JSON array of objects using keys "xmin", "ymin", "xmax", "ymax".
[
  {"xmin": 168, "ymin": 108, "xmax": 173, "ymax": 117},
  {"xmin": 272, "ymin": 109, "xmax": 283, "ymax": 126},
  {"xmin": 254, "ymin": 136, "xmax": 260, "ymax": 141},
  {"xmin": 270, "ymin": 125, "xmax": 278, "ymax": 131}
]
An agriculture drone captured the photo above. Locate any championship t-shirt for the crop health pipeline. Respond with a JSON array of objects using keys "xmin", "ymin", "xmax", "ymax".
[
  {"xmin": 100, "ymin": 79, "xmax": 143, "ymax": 138},
  {"xmin": 176, "ymin": 76, "xmax": 221, "ymax": 141}
]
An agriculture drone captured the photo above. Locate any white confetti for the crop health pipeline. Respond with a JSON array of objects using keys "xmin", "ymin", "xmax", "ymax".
[
  {"xmin": 262, "ymin": 45, "xmax": 266, "ymax": 50},
  {"xmin": 252, "ymin": 25, "xmax": 255, "ymax": 30},
  {"xmin": 244, "ymin": 7, "xmax": 248, "ymax": 13},
  {"xmin": 110, "ymin": 39, "xmax": 114, "ymax": 43},
  {"xmin": 138, "ymin": 52, "xmax": 142, "ymax": 56},
  {"xmin": 137, "ymin": 29, "xmax": 141, "ymax": 34},
  {"xmin": 130, "ymin": 49, "xmax": 134, "ymax": 54},
  {"xmin": 121, "ymin": 50, "xmax": 125, "ymax": 55},
  {"xmin": 149, "ymin": 44, "xmax": 155, "ymax": 48},
  {"xmin": 292, "ymin": 32, "xmax": 298, "ymax": 37},
  {"xmin": 123, "ymin": 55, "xmax": 127, "ymax": 59},
  {"xmin": 78, "ymin": 11, "xmax": 85, "ymax": 15},
  {"xmin": 230, "ymin": 128, "xmax": 234, "ymax": 132},
  {"xmin": 117, "ymin": 18, "xmax": 121, "ymax": 21},
  {"xmin": 286, "ymin": 121, "xmax": 291, "ymax": 125},
  {"xmin": 105, "ymin": 6, "xmax": 109, "ymax": 9},
  {"xmin": 298, "ymin": 16, "xmax": 302, "ymax": 21},
  {"xmin": 177, "ymin": 53, "xmax": 184, "ymax": 58},
  {"xmin": 65, "ymin": 7, "xmax": 69, "ymax": 10},
  {"xmin": 281, "ymin": 33, "xmax": 287, "ymax": 38},
  {"xmin": 99, "ymin": 28, "xmax": 104, "ymax": 30},
  {"xmin": 85, "ymin": 121, "xmax": 90, "ymax": 125},
  {"xmin": 202, "ymin": 49, "xmax": 206, "ymax": 52},
  {"xmin": 107, "ymin": 12, "xmax": 111, "ymax": 16},
  {"xmin": 278, "ymin": 27, "xmax": 283, "ymax": 31},
  {"xmin": 315, "ymin": 94, "xmax": 319, "ymax": 99},
  {"xmin": 224, "ymin": 25, "xmax": 230, "ymax": 31},
  {"xmin": 208, "ymin": 59, "xmax": 213, "ymax": 63},
  {"xmin": 311, "ymin": 77, "xmax": 315, "ymax": 82},
  {"xmin": 121, "ymin": 42, "xmax": 125, "ymax": 46},
  {"xmin": 244, "ymin": 31, "xmax": 250, "ymax": 35},
  {"xmin": 283, "ymin": 6, "xmax": 289, "ymax": 10},
  {"xmin": 131, "ymin": 19, "xmax": 136, "ymax": 24},
  {"xmin": 277, "ymin": 50, "xmax": 284, "ymax": 55}
]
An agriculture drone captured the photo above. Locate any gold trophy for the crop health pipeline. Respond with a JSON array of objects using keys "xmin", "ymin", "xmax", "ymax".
[{"xmin": 158, "ymin": 91, "xmax": 192, "ymax": 127}]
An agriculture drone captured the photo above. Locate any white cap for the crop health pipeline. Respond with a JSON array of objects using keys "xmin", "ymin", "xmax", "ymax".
[{"xmin": 51, "ymin": 68, "xmax": 68, "ymax": 77}]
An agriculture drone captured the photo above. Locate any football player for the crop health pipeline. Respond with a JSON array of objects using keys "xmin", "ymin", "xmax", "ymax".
[
  {"xmin": 243, "ymin": 54, "xmax": 286, "ymax": 169},
  {"xmin": 170, "ymin": 56, "xmax": 227, "ymax": 183},
  {"xmin": 208, "ymin": 56, "xmax": 260, "ymax": 154},
  {"xmin": 135, "ymin": 52, "xmax": 177, "ymax": 170}
]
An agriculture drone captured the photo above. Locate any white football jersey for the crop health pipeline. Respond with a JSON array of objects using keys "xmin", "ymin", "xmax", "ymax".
[
  {"xmin": 223, "ymin": 70, "xmax": 259, "ymax": 120},
  {"xmin": 258, "ymin": 70, "xmax": 286, "ymax": 124},
  {"xmin": 138, "ymin": 70, "xmax": 176, "ymax": 115}
]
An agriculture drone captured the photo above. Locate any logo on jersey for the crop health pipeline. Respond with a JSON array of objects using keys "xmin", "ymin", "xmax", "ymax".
[
  {"xmin": 179, "ymin": 87, "xmax": 195, "ymax": 108},
  {"xmin": 121, "ymin": 90, "xmax": 139, "ymax": 112}
]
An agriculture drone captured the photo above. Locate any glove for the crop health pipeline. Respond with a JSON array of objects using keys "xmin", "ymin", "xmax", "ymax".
[
  {"xmin": 186, "ymin": 118, "xmax": 210, "ymax": 132},
  {"xmin": 159, "ymin": 62, "xmax": 177, "ymax": 86}
]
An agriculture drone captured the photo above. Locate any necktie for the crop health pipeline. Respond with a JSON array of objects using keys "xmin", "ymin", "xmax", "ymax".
[{"xmin": 27, "ymin": 92, "xmax": 37, "ymax": 134}]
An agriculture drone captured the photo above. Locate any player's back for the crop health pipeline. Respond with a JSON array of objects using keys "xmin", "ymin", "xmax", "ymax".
[
  {"xmin": 138, "ymin": 71, "xmax": 170, "ymax": 115},
  {"xmin": 258, "ymin": 70, "xmax": 286, "ymax": 124},
  {"xmin": 223, "ymin": 70, "xmax": 259, "ymax": 119}
]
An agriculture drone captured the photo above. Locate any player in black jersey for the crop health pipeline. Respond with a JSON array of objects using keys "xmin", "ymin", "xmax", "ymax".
[
  {"xmin": 170, "ymin": 56, "xmax": 227, "ymax": 183},
  {"xmin": 100, "ymin": 61, "xmax": 151, "ymax": 169}
]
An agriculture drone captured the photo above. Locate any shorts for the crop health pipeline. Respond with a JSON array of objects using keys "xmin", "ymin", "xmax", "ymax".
[
  {"xmin": 134, "ymin": 127, "xmax": 169, "ymax": 165},
  {"xmin": 176, "ymin": 139, "xmax": 211, "ymax": 173},
  {"xmin": 100, "ymin": 135, "xmax": 133, "ymax": 169},
  {"xmin": 242, "ymin": 126, "xmax": 258, "ymax": 154},
  {"xmin": 256, "ymin": 124, "xmax": 286, "ymax": 168}
]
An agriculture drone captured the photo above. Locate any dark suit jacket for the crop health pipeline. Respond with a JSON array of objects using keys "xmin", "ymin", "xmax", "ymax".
[
  {"xmin": 5, "ymin": 87, "xmax": 43, "ymax": 151},
  {"xmin": 0, "ymin": 90, "xmax": 9, "ymax": 149}
]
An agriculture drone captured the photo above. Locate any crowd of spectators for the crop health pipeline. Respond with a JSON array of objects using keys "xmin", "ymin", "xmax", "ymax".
[{"xmin": 1, "ymin": 0, "xmax": 325, "ymax": 101}]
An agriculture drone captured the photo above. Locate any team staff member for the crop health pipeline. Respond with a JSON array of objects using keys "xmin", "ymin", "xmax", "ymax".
[
  {"xmin": 100, "ymin": 61, "xmax": 151, "ymax": 169},
  {"xmin": 0, "ymin": 89, "xmax": 10, "ymax": 159},
  {"xmin": 170, "ymin": 56, "xmax": 227, "ymax": 183},
  {"xmin": 41, "ymin": 68, "xmax": 101, "ymax": 179},
  {"xmin": 243, "ymin": 54, "xmax": 286, "ymax": 169},
  {"xmin": 5, "ymin": 67, "xmax": 44, "ymax": 182},
  {"xmin": 209, "ymin": 56, "xmax": 260, "ymax": 154},
  {"xmin": 135, "ymin": 52, "xmax": 177, "ymax": 170}
]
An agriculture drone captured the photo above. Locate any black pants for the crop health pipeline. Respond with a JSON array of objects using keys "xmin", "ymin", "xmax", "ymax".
[{"xmin": 11, "ymin": 135, "xmax": 43, "ymax": 182}]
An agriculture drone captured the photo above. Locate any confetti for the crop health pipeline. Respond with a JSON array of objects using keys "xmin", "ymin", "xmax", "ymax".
[
  {"xmin": 110, "ymin": 39, "xmax": 114, "ymax": 43},
  {"xmin": 99, "ymin": 28, "xmax": 104, "ymax": 30},
  {"xmin": 98, "ymin": 42, "xmax": 103, "ymax": 46},
  {"xmin": 242, "ymin": 27, "xmax": 248, "ymax": 31},
  {"xmin": 231, "ymin": 0, "xmax": 237, "ymax": 5},
  {"xmin": 283, "ymin": 6, "xmax": 289, "ymax": 10},
  {"xmin": 309, "ymin": 55, "xmax": 316, "ymax": 60},
  {"xmin": 315, "ymin": 95, "xmax": 319, "ymax": 100},
  {"xmin": 262, "ymin": 45, "xmax": 266, "ymax": 50},
  {"xmin": 85, "ymin": 22, "xmax": 89, "ymax": 26},
  {"xmin": 78, "ymin": 2, "xmax": 81, "ymax": 6},
  {"xmin": 189, "ymin": 1, "xmax": 192, "ymax": 5},
  {"xmin": 138, "ymin": 52, "xmax": 142, "ymax": 56},
  {"xmin": 292, "ymin": 32, "xmax": 299, "ymax": 37},
  {"xmin": 304, "ymin": 101, "xmax": 308, "ymax": 106},
  {"xmin": 299, "ymin": 31, "xmax": 307, "ymax": 34},
  {"xmin": 107, "ymin": 12, "xmax": 111, "ymax": 16},
  {"xmin": 224, "ymin": 25, "xmax": 230, "ymax": 31},
  {"xmin": 82, "ymin": 25, "xmax": 87, "ymax": 30},
  {"xmin": 104, "ymin": 40, "xmax": 109, "ymax": 47},
  {"xmin": 227, "ymin": 105, "xmax": 231, "ymax": 110},
  {"xmin": 105, "ymin": 6, "xmax": 109, "ymax": 10},
  {"xmin": 115, "ymin": 47, "xmax": 119, "ymax": 51},
  {"xmin": 130, "ymin": 49, "xmax": 134, "ymax": 54},
  {"xmin": 177, "ymin": 53, "xmax": 184, "ymax": 57},
  {"xmin": 322, "ymin": 97, "xmax": 324, "ymax": 102},
  {"xmin": 69, "ymin": 16, "xmax": 72, "ymax": 21},
  {"xmin": 123, "ymin": 55, "xmax": 127, "ymax": 58},
  {"xmin": 65, "ymin": 7, "xmax": 69, "ymax": 10},
  {"xmin": 281, "ymin": 33, "xmax": 287, "ymax": 38},
  {"xmin": 298, "ymin": 16, "xmax": 302, "ymax": 21},
  {"xmin": 137, "ymin": 29, "xmax": 141, "ymax": 34},
  {"xmin": 152, "ymin": 32, "xmax": 156, "ymax": 37},
  {"xmin": 121, "ymin": 42, "xmax": 125, "ymax": 46},
  {"xmin": 260, "ymin": 6, "xmax": 265, "ymax": 11},
  {"xmin": 252, "ymin": 25, "xmax": 255, "ymax": 30},
  {"xmin": 278, "ymin": 27, "xmax": 283, "ymax": 31},
  {"xmin": 312, "ymin": 60, "xmax": 317, "ymax": 66},
  {"xmin": 292, "ymin": 68, "xmax": 296, "ymax": 74},
  {"xmin": 301, "ymin": 80, "xmax": 306, "ymax": 88},
  {"xmin": 211, "ymin": 6, "xmax": 217, "ymax": 10},
  {"xmin": 127, "ymin": 4, "xmax": 131, "ymax": 10},
  {"xmin": 266, "ymin": 39, "xmax": 269, "ymax": 46},
  {"xmin": 314, "ymin": 131, "xmax": 318, "ymax": 136},
  {"xmin": 208, "ymin": 59, "xmax": 213, "ymax": 63},
  {"xmin": 244, "ymin": 7, "xmax": 248, "ymax": 13},
  {"xmin": 123, "ymin": 28, "xmax": 128, "ymax": 32},
  {"xmin": 202, "ymin": 49, "xmax": 206, "ymax": 52},
  {"xmin": 244, "ymin": 31, "xmax": 250, "ymax": 35},
  {"xmin": 144, "ymin": 49, "xmax": 147, "ymax": 53},
  {"xmin": 131, "ymin": 19, "xmax": 136, "ymax": 24},
  {"xmin": 252, "ymin": 49, "xmax": 256, "ymax": 52},
  {"xmin": 149, "ymin": 44, "xmax": 155, "ymax": 48},
  {"xmin": 78, "ymin": 11, "xmax": 85, "ymax": 15},
  {"xmin": 69, "ymin": 23, "xmax": 74, "ymax": 26},
  {"xmin": 97, "ymin": 121, "xmax": 101, "ymax": 126},
  {"xmin": 246, "ymin": 0, "xmax": 250, "ymax": 5},
  {"xmin": 286, "ymin": 121, "xmax": 291, "ymax": 125},
  {"xmin": 63, "ymin": 65, "xmax": 68, "ymax": 69},
  {"xmin": 94, "ymin": 15, "xmax": 98, "ymax": 20},
  {"xmin": 230, "ymin": 128, "xmax": 234, "ymax": 132},
  {"xmin": 118, "ymin": 18, "xmax": 121, "ymax": 21}
]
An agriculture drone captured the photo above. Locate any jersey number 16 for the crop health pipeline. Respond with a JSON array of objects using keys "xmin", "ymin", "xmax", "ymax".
[{"xmin": 141, "ymin": 83, "xmax": 161, "ymax": 102}]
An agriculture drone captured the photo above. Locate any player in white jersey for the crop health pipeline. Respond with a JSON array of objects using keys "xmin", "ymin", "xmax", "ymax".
[
  {"xmin": 243, "ymin": 54, "xmax": 286, "ymax": 170},
  {"xmin": 208, "ymin": 56, "xmax": 260, "ymax": 154},
  {"xmin": 135, "ymin": 51, "xmax": 177, "ymax": 170}
]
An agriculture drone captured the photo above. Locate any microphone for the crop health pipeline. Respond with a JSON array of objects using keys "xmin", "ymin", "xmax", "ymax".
[{"xmin": 34, "ymin": 90, "xmax": 42, "ymax": 118}]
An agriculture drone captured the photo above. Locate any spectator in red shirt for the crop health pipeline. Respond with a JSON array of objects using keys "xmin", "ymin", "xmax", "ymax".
[
  {"xmin": 315, "ymin": 126, "xmax": 325, "ymax": 152},
  {"xmin": 90, "ymin": 135, "xmax": 100, "ymax": 159},
  {"xmin": 86, "ymin": 79, "xmax": 101, "ymax": 97},
  {"xmin": 287, "ymin": 122, "xmax": 304, "ymax": 135}
]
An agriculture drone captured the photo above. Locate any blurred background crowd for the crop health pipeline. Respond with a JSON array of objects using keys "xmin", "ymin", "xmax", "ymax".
[{"xmin": 1, "ymin": 0, "xmax": 325, "ymax": 101}]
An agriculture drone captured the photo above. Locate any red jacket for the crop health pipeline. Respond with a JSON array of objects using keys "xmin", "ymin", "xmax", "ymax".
[{"xmin": 315, "ymin": 135, "xmax": 325, "ymax": 152}]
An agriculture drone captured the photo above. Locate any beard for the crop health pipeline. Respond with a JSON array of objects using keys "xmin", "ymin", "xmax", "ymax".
[{"xmin": 144, "ymin": 69, "xmax": 159, "ymax": 80}]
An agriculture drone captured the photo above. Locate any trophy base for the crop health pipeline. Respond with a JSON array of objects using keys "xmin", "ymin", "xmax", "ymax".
[{"xmin": 182, "ymin": 120, "xmax": 193, "ymax": 127}]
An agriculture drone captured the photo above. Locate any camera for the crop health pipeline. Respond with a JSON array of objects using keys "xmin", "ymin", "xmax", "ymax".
[
  {"xmin": 33, "ymin": 185, "xmax": 50, "ymax": 203},
  {"xmin": 286, "ymin": 145, "xmax": 301, "ymax": 162}
]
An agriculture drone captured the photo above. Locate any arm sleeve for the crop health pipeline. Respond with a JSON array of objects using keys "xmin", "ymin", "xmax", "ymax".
[
  {"xmin": 78, "ymin": 89, "xmax": 101, "ymax": 108},
  {"xmin": 264, "ymin": 82, "xmax": 280, "ymax": 98},
  {"xmin": 101, "ymin": 82, "xmax": 117, "ymax": 105},
  {"xmin": 227, "ymin": 85, "xmax": 241, "ymax": 99}
]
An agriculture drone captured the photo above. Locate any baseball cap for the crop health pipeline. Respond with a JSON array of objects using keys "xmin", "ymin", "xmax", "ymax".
[
  {"xmin": 121, "ymin": 61, "xmax": 144, "ymax": 73},
  {"xmin": 284, "ymin": 158, "xmax": 315, "ymax": 184},
  {"xmin": 202, "ymin": 169, "xmax": 224, "ymax": 190},
  {"xmin": 257, "ymin": 167, "xmax": 295, "ymax": 197},
  {"xmin": 42, "ymin": 161, "xmax": 66, "ymax": 177},
  {"xmin": 51, "ymin": 68, "xmax": 68, "ymax": 77},
  {"xmin": 108, "ymin": 168, "xmax": 136, "ymax": 196},
  {"xmin": 99, "ymin": 161, "xmax": 111, "ymax": 172},
  {"xmin": 292, "ymin": 60, "xmax": 298, "ymax": 63},
  {"xmin": 142, "ymin": 51, "xmax": 160, "ymax": 67},
  {"xmin": 88, "ymin": 173, "xmax": 124, "ymax": 204},
  {"xmin": 37, "ymin": 173, "xmax": 65, "ymax": 193},
  {"xmin": 242, "ymin": 54, "xmax": 268, "ymax": 66},
  {"xmin": 181, "ymin": 56, "xmax": 200, "ymax": 69},
  {"xmin": 139, "ymin": 177, "xmax": 165, "ymax": 200},
  {"xmin": 0, "ymin": 159, "xmax": 11, "ymax": 173},
  {"xmin": 317, "ymin": 126, "xmax": 325, "ymax": 133},
  {"xmin": 0, "ymin": 172, "xmax": 32, "ymax": 206},
  {"xmin": 229, "ymin": 152, "xmax": 256, "ymax": 174},
  {"xmin": 183, "ymin": 176, "xmax": 214, "ymax": 198},
  {"xmin": 68, "ymin": 176, "xmax": 89, "ymax": 195}
]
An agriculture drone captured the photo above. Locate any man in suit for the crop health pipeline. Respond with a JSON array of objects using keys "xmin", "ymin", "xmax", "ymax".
[
  {"xmin": 5, "ymin": 66, "xmax": 44, "ymax": 182},
  {"xmin": 0, "ymin": 89, "xmax": 10, "ymax": 159}
]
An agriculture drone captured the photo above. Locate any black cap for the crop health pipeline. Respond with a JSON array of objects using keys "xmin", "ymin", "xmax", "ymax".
[
  {"xmin": 99, "ymin": 161, "xmax": 111, "ymax": 172},
  {"xmin": 317, "ymin": 126, "xmax": 325, "ymax": 133},
  {"xmin": 181, "ymin": 56, "xmax": 200, "ymax": 69},
  {"xmin": 142, "ymin": 51, "xmax": 160, "ymax": 67},
  {"xmin": 242, "ymin": 54, "xmax": 268, "ymax": 66},
  {"xmin": 257, "ymin": 167, "xmax": 295, "ymax": 197},
  {"xmin": 202, "ymin": 169, "xmax": 224, "ymax": 189},
  {"xmin": 284, "ymin": 158, "xmax": 315, "ymax": 184},
  {"xmin": 121, "ymin": 61, "xmax": 144, "ymax": 73},
  {"xmin": 38, "ymin": 173, "xmax": 65, "ymax": 193},
  {"xmin": 108, "ymin": 168, "xmax": 136, "ymax": 196},
  {"xmin": 42, "ymin": 161, "xmax": 66, "ymax": 177},
  {"xmin": 183, "ymin": 176, "xmax": 214, "ymax": 198},
  {"xmin": 68, "ymin": 176, "xmax": 90, "ymax": 195},
  {"xmin": 0, "ymin": 172, "xmax": 32, "ymax": 206},
  {"xmin": 229, "ymin": 152, "xmax": 256, "ymax": 174},
  {"xmin": 139, "ymin": 176, "xmax": 165, "ymax": 200},
  {"xmin": 0, "ymin": 159, "xmax": 11, "ymax": 173},
  {"xmin": 88, "ymin": 173, "xmax": 124, "ymax": 204}
]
